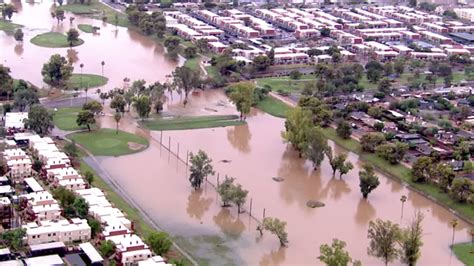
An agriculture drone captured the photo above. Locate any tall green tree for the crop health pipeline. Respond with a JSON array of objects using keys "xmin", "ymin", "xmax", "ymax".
[
  {"xmin": 0, "ymin": 64, "xmax": 14, "ymax": 99},
  {"xmin": 411, "ymin": 156, "xmax": 433, "ymax": 183},
  {"xmin": 305, "ymin": 127, "xmax": 328, "ymax": 170},
  {"xmin": 0, "ymin": 228, "xmax": 26, "ymax": 252},
  {"xmin": 98, "ymin": 240, "xmax": 115, "ymax": 257},
  {"xmin": 375, "ymin": 142, "xmax": 408, "ymax": 164},
  {"xmin": 66, "ymin": 28, "xmax": 80, "ymax": 47},
  {"xmin": 110, "ymin": 94, "xmax": 126, "ymax": 113},
  {"xmin": 318, "ymin": 238, "xmax": 353, "ymax": 266},
  {"xmin": 360, "ymin": 133, "xmax": 386, "ymax": 153},
  {"xmin": 217, "ymin": 177, "xmax": 235, "ymax": 207},
  {"xmin": 367, "ymin": 219, "xmax": 401, "ymax": 266},
  {"xmin": 172, "ymin": 66, "xmax": 200, "ymax": 105},
  {"xmin": 431, "ymin": 163, "xmax": 455, "ymax": 192},
  {"xmin": 72, "ymin": 197, "xmax": 89, "ymax": 218},
  {"xmin": 189, "ymin": 150, "xmax": 214, "ymax": 190},
  {"xmin": 147, "ymin": 232, "xmax": 172, "ymax": 256},
  {"xmin": 41, "ymin": 54, "xmax": 73, "ymax": 86},
  {"xmin": 1, "ymin": 4, "xmax": 15, "ymax": 20},
  {"xmin": 228, "ymin": 82, "xmax": 255, "ymax": 120},
  {"xmin": 359, "ymin": 164, "xmax": 380, "ymax": 198},
  {"xmin": 76, "ymin": 110, "xmax": 95, "ymax": 131},
  {"xmin": 450, "ymin": 177, "xmax": 474, "ymax": 203},
  {"xmin": 400, "ymin": 212, "xmax": 424, "ymax": 266},
  {"xmin": 281, "ymin": 107, "xmax": 313, "ymax": 157},
  {"xmin": 82, "ymin": 100, "xmax": 103, "ymax": 114},
  {"xmin": 231, "ymin": 184, "xmax": 248, "ymax": 213},
  {"xmin": 133, "ymin": 95, "xmax": 151, "ymax": 120},
  {"xmin": 25, "ymin": 104, "xmax": 54, "ymax": 136},
  {"xmin": 13, "ymin": 88, "xmax": 39, "ymax": 112},
  {"xmin": 262, "ymin": 217, "xmax": 288, "ymax": 247},
  {"xmin": 113, "ymin": 112, "xmax": 121, "ymax": 134},
  {"xmin": 336, "ymin": 120, "xmax": 352, "ymax": 139}
]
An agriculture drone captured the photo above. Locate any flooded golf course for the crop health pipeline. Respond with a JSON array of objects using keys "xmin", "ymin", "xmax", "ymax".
[
  {"xmin": 1, "ymin": 2, "xmax": 472, "ymax": 265},
  {"xmin": 1, "ymin": 0, "xmax": 178, "ymax": 88}
]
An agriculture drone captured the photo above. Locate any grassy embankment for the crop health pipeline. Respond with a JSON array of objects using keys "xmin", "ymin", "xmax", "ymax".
[
  {"xmin": 68, "ymin": 128, "xmax": 149, "ymax": 156},
  {"xmin": 67, "ymin": 74, "xmax": 108, "ymax": 89},
  {"xmin": 256, "ymin": 96, "xmax": 291, "ymax": 118},
  {"xmin": 78, "ymin": 24, "xmax": 95, "ymax": 33},
  {"xmin": 320, "ymin": 127, "xmax": 474, "ymax": 222},
  {"xmin": 451, "ymin": 242, "xmax": 473, "ymax": 266},
  {"xmin": 0, "ymin": 19, "xmax": 22, "ymax": 32},
  {"xmin": 141, "ymin": 115, "xmax": 244, "ymax": 131},
  {"xmin": 52, "ymin": 107, "xmax": 86, "ymax": 131},
  {"xmin": 57, "ymin": 0, "xmax": 129, "ymax": 27},
  {"xmin": 30, "ymin": 32, "xmax": 84, "ymax": 48}
]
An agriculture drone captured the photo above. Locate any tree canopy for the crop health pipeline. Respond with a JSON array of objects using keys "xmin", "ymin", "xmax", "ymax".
[
  {"xmin": 25, "ymin": 104, "xmax": 54, "ymax": 136},
  {"xmin": 41, "ymin": 54, "xmax": 73, "ymax": 86}
]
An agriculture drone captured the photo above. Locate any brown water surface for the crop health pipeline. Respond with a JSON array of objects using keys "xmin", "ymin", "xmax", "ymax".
[{"xmin": 98, "ymin": 92, "xmax": 471, "ymax": 266}]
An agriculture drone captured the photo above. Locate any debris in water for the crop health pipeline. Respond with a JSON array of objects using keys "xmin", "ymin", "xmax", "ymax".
[
  {"xmin": 306, "ymin": 200, "xmax": 325, "ymax": 208},
  {"xmin": 272, "ymin": 177, "xmax": 284, "ymax": 182},
  {"xmin": 220, "ymin": 160, "xmax": 231, "ymax": 163}
]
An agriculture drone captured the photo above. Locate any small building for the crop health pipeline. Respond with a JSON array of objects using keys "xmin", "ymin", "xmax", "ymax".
[
  {"xmin": 79, "ymin": 242, "xmax": 104, "ymax": 266},
  {"xmin": 108, "ymin": 234, "xmax": 152, "ymax": 265},
  {"xmin": 24, "ymin": 178, "xmax": 44, "ymax": 193},
  {"xmin": 449, "ymin": 32, "xmax": 474, "ymax": 44},
  {"xmin": 7, "ymin": 158, "xmax": 32, "ymax": 180},
  {"xmin": 24, "ymin": 254, "xmax": 64, "ymax": 266},
  {"xmin": 29, "ymin": 242, "xmax": 66, "ymax": 257},
  {"xmin": 23, "ymin": 218, "xmax": 91, "ymax": 245},
  {"xmin": 0, "ymin": 248, "xmax": 12, "ymax": 262}
]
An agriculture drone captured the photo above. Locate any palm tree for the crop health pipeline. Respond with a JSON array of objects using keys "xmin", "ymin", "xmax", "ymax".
[
  {"xmin": 101, "ymin": 61, "xmax": 105, "ymax": 76},
  {"xmin": 113, "ymin": 112, "xmax": 121, "ymax": 134},
  {"xmin": 400, "ymin": 195, "xmax": 407, "ymax": 220},
  {"xmin": 79, "ymin": 63, "xmax": 84, "ymax": 88},
  {"xmin": 85, "ymin": 86, "xmax": 89, "ymax": 103},
  {"xmin": 450, "ymin": 219, "xmax": 459, "ymax": 246}
]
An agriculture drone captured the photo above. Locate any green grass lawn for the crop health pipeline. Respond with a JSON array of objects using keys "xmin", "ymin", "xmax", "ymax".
[
  {"xmin": 205, "ymin": 66, "xmax": 219, "ymax": 80},
  {"xmin": 0, "ymin": 19, "xmax": 22, "ymax": 32},
  {"xmin": 67, "ymin": 74, "xmax": 108, "ymax": 89},
  {"xmin": 256, "ymin": 76, "xmax": 313, "ymax": 93},
  {"xmin": 30, "ymin": 32, "xmax": 84, "ymax": 48},
  {"xmin": 184, "ymin": 57, "xmax": 201, "ymax": 73},
  {"xmin": 78, "ymin": 24, "xmax": 95, "ymax": 33},
  {"xmin": 321, "ymin": 127, "xmax": 474, "ymax": 223},
  {"xmin": 452, "ymin": 242, "xmax": 474, "ymax": 266},
  {"xmin": 256, "ymin": 96, "xmax": 291, "ymax": 118},
  {"xmin": 58, "ymin": 0, "xmax": 129, "ymax": 27},
  {"xmin": 141, "ymin": 115, "xmax": 245, "ymax": 131},
  {"xmin": 53, "ymin": 107, "xmax": 86, "ymax": 131},
  {"xmin": 68, "ymin": 128, "xmax": 149, "ymax": 156}
]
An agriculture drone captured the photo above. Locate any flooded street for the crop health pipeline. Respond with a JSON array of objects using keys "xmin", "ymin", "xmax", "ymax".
[
  {"xmin": 97, "ymin": 92, "xmax": 471, "ymax": 266},
  {"xmin": 0, "ymin": 1, "xmax": 177, "ymax": 88},
  {"xmin": 2, "ymin": 2, "xmax": 472, "ymax": 265}
]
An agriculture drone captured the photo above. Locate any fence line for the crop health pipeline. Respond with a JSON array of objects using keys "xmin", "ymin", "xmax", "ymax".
[{"xmin": 151, "ymin": 131, "xmax": 266, "ymax": 225}]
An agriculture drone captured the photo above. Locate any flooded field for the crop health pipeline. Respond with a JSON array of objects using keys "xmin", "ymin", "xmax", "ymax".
[
  {"xmin": 0, "ymin": 1, "xmax": 177, "ymax": 88},
  {"xmin": 2, "ymin": 2, "xmax": 472, "ymax": 265},
  {"xmin": 95, "ymin": 92, "xmax": 471, "ymax": 266}
]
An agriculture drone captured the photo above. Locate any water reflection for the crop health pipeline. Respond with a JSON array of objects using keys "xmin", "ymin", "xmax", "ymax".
[
  {"xmin": 213, "ymin": 208, "xmax": 245, "ymax": 239},
  {"xmin": 226, "ymin": 124, "xmax": 252, "ymax": 153},
  {"xmin": 67, "ymin": 48, "xmax": 79, "ymax": 64},
  {"xmin": 14, "ymin": 44, "xmax": 24, "ymax": 56},
  {"xmin": 354, "ymin": 198, "xmax": 376, "ymax": 226},
  {"xmin": 259, "ymin": 247, "xmax": 286, "ymax": 266},
  {"xmin": 186, "ymin": 189, "xmax": 212, "ymax": 221}
]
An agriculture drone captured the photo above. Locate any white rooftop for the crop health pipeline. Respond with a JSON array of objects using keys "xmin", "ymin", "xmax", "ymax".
[{"xmin": 24, "ymin": 254, "xmax": 64, "ymax": 266}]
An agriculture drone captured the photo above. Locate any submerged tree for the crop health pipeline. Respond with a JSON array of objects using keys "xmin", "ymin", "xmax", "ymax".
[
  {"xmin": 305, "ymin": 127, "xmax": 328, "ymax": 170},
  {"xmin": 133, "ymin": 95, "xmax": 151, "ymax": 120},
  {"xmin": 228, "ymin": 82, "xmax": 255, "ymax": 120},
  {"xmin": 318, "ymin": 238, "xmax": 353, "ymax": 266},
  {"xmin": 66, "ymin": 28, "xmax": 80, "ymax": 47},
  {"xmin": 189, "ymin": 150, "xmax": 214, "ymax": 190},
  {"xmin": 41, "ymin": 54, "xmax": 73, "ymax": 86},
  {"xmin": 367, "ymin": 219, "xmax": 401, "ymax": 266},
  {"xmin": 359, "ymin": 164, "xmax": 380, "ymax": 198},
  {"xmin": 217, "ymin": 177, "xmax": 235, "ymax": 207},
  {"xmin": 262, "ymin": 217, "xmax": 288, "ymax": 247},
  {"xmin": 281, "ymin": 107, "xmax": 312, "ymax": 157},
  {"xmin": 172, "ymin": 66, "xmax": 200, "ymax": 105},
  {"xmin": 400, "ymin": 212, "xmax": 424, "ymax": 266},
  {"xmin": 326, "ymin": 147, "xmax": 353, "ymax": 178}
]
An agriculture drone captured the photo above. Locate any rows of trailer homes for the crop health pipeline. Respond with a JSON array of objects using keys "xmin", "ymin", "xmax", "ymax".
[
  {"xmin": 0, "ymin": 113, "xmax": 171, "ymax": 265},
  {"xmin": 165, "ymin": 5, "xmax": 474, "ymax": 65}
]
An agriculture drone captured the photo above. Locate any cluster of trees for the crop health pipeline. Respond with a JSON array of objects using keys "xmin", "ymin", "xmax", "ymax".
[
  {"xmin": 412, "ymin": 156, "xmax": 474, "ymax": 204},
  {"xmin": 227, "ymin": 82, "xmax": 271, "ymax": 120},
  {"xmin": 318, "ymin": 213, "xmax": 424, "ymax": 266},
  {"xmin": 361, "ymin": 133, "xmax": 409, "ymax": 165},
  {"xmin": 125, "ymin": 5, "xmax": 166, "ymax": 37},
  {"xmin": 217, "ymin": 177, "xmax": 248, "ymax": 213},
  {"xmin": 52, "ymin": 187, "xmax": 89, "ymax": 219}
]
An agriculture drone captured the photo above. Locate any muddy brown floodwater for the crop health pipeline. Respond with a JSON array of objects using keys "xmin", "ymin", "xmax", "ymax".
[
  {"xmin": 95, "ymin": 90, "xmax": 472, "ymax": 266},
  {"xmin": 0, "ymin": 0, "xmax": 177, "ymax": 89},
  {"xmin": 3, "ymin": 2, "xmax": 472, "ymax": 265}
]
